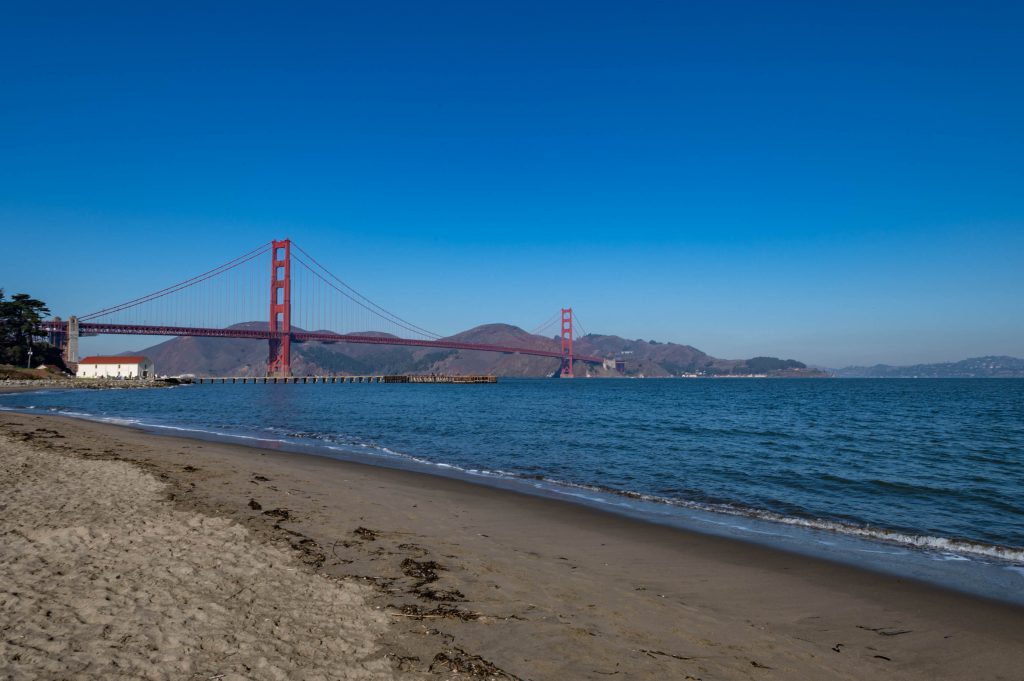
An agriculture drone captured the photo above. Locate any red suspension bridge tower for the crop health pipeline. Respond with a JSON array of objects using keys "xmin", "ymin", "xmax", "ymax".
[
  {"xmin": 560, "ymin": 307, "xmax": 574, "ymax": 378},
  {"xmin": 267, "ymin": 239, "xmax": 292, "ymax": 377}
]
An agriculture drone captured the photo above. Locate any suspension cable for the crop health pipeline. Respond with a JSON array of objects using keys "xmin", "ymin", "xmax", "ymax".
[
  {"xmin": 291, "ymin": 252, "xmax": 441, "ymax": 339},
  {"xmin": 573, "ymin": 312, "xmax": 589, "ymax": 338},
  {"xmin": 291, "ymin": 242, "xmax": 441, "ymax": 339},
  {"xmin": 80, "ymin": 242, "xmax": 273, "ymax": 320},
  {"xmin": 529, "ymin": 312, "xmax": 561, "ymax": 336}
]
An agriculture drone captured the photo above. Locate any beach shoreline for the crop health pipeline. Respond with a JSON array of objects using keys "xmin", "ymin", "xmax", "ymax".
[
  {"xmin": 3, "ymin": 383, "xmax": 1022, "ymax": 604},
  {"xmin": 2, "ymin": 410, "xmax": 1022, "ymax": 679}
]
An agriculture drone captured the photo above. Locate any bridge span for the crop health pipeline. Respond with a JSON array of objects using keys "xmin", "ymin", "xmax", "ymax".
[
  {"xmin": 39, "ymin": 239, "xmax": 606, "ymax": 376},
  {"xmin": 38, "ymin": 320, "xmax": 606, "ymax": 366}
]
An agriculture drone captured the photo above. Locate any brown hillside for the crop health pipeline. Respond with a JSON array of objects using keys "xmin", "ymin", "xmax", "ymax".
[{"xmin": 125, "ymin": 321, "xmax": 823, "ymax": 378}]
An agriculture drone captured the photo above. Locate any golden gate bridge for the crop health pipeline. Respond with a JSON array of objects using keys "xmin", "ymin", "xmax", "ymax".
[{"xmin": 39, "ymin": 239, "xmax": 605, "ymax": 377}]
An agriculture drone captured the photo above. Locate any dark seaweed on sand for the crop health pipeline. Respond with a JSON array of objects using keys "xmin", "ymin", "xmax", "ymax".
[
  {"xmin": 430, "ymin": 648, "xmax": 523, "ymax": 679},
  {"xmin": 353, "ymin": 526, "xmax": 379, "ymax": 540},
  {"xmin": 400, "ymin": 558, "xmax": 442, "ymax": 584}
]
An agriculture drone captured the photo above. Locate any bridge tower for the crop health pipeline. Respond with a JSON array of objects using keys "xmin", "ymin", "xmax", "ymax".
[
  {"xmin": 45, "ymin": 316, "xmax": 78, "ymax": 365},
  {"xmin": 65, "ymin": 315, "xmax": 79, "ymax": 364},
  {"xmin": 268, "ymin": 239, "xmax": 292, "ymax": 376},
  {"xmin": 560, "ymin": 307, "xmax": 573, "ymax": 378}
]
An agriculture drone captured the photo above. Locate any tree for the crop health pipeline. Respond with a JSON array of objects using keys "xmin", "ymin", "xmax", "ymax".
[
  {"xmin": 742, "ymin": 356, "xmax": 807, "ymax": 373},
  {"xmin": 0, "ymin": 289, "xmax": 61, "ymax": 367}
]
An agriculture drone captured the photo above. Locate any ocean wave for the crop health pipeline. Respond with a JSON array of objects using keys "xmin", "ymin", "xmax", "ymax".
[
  {"xmin": 5, "ymin": 402, "xmax": 1023, "ymax": 565},
  {"xmin": 526, "ymin": 477, "xmax": 1024, "ymax": 563},
  {"xmin": 296, "ymin": 435, "xmax": 1024, "ymax": 564}
]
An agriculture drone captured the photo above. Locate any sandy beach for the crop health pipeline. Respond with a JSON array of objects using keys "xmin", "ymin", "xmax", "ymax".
[{"xmin": 2, "ymin": 410, "xmax": 1022, "ymax": 680}]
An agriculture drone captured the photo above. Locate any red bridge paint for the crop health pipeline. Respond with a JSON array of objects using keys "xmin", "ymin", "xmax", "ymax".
[
  {"xmin": 267, "ymin": 239, "xmax": 292, "ymax": 376},
  {"xmin": 38, "ymin": 321, "xmax": 605, "ymax": 366},
  {"xmin": 560, "ymin": 307, "xmax": 574, "ymax": 378},
  {"xmin": 39, "ymin": 238, "xmax": 606, "ymax": 375}
]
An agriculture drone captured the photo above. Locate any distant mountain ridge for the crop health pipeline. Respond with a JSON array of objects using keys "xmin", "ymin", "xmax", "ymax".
[
  {"xmin": 834, "ymin": 356, "xmax": 1024, "ymax": 378},
  {"xmin": 125, "ymin": 321, "xmax": 827, "ymax": 378}
]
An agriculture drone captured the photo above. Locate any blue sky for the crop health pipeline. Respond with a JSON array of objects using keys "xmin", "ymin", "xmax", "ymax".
[{"xmin": 2, "ymin": 1, "xmax": 1022, "ymax": 366}]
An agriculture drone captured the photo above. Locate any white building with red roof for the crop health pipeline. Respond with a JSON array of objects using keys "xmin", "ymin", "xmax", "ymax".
[{"xmin": 76, "ymin": 356, "xmax": 155, "ymax": 380}]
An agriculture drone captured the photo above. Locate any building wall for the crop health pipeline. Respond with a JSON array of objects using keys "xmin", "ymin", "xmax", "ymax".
[{"xmin": 76, "ymin": 361, "xmax": 153, "ymax": 379}]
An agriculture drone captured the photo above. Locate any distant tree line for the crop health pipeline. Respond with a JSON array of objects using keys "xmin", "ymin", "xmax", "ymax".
[
  {"xmin": 740, "ymin": 356, "xmax": 806, "ymax": 373},
  {"xmin": 0, "ymin": 289, "xmax": 64, "ymax": 368}
]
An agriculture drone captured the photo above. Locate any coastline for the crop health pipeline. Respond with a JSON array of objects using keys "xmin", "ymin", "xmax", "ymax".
[
  {"xmin": 0, "ymin": 378, "xmax": 180, "ymax": 393},
  {"xmin": 2, "ymin": 410, "xmax": 1022, "ymax": 679},
  {"xmin": 4, "ymin": 382, "xmax": 1022, "ymax": 601}
]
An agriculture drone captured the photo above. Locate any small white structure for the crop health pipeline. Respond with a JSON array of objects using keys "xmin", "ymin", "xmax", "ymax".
[{"xmin": 76, "ymin": 355, "xmax": 155, "ymax": 380}]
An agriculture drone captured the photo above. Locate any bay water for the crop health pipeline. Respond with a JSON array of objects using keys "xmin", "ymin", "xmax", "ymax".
[{"xmin": 3, "ymin": 378, "xmax": 1022, "ymax": 602}]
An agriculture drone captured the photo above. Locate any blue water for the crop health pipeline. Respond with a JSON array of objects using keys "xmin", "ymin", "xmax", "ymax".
[{"xmin": 3, "ymin": 379, "xmax": 1023, "ymax": 602}]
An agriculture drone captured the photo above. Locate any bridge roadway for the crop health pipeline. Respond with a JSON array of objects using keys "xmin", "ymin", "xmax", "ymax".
[
  {"xmin": 39, "ymin": 322, "xmax": 606, "ymax": 364},
  {"xmin": 195, "ymin": 375, "xmax": 497, "ymax": 384}
]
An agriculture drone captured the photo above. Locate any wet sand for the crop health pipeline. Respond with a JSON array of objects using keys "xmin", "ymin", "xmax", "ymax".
[{"xmin": 1, "ymin": 411, "xmax": 1022, "ymax": 680}]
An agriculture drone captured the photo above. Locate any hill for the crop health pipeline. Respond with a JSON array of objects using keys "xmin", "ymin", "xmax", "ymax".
[
  {"xmin": 834, "ymin": 356, "xmax": 1024, "ymax": 378},
  {"xmin": 126, "ymin": 322, "xmax": 828, "ymax": 378}
]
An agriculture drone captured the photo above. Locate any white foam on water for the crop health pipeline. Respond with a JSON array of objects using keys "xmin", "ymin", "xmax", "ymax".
[
  {"xmin": 854, "ymin": 548, "xmax": 909, "ymax": 556},
  {"xmin": 510, "ymin": 477, "xmax": 1024, "ymax": 564},
  {"xmin": 6, "ymin": 400, "xmax": 1023, "ymax": 567}
]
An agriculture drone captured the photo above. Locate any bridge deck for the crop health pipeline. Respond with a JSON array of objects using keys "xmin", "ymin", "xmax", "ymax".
[
  {"xmin": 194, "ymin": 375, "xmax": 497, "ymax": 384},
  {"xmin": 39, "ymin": 321, "xmax": 606, "ymax": 364}
]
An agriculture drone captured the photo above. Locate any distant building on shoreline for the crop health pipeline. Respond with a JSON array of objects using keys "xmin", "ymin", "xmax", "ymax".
[{"xmin": 76, "ymin": 356, "xmax": 155, "ymax": 380}]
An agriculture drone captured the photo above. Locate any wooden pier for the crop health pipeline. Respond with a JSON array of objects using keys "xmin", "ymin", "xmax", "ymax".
[{"xmin": 193, "ymin": 375, "xmax": 497, "ymax": 385}]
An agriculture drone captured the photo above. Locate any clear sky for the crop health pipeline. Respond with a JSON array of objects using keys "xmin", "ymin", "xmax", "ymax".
[{"xmin": 2, "ymin": 1, "xmax": 1022, "ymax": 367}]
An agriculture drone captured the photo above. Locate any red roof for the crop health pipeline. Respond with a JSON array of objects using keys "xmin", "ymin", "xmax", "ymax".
[{"xmin": 79, "ymin": 356, "xmax": 149, "ymax": 365}]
